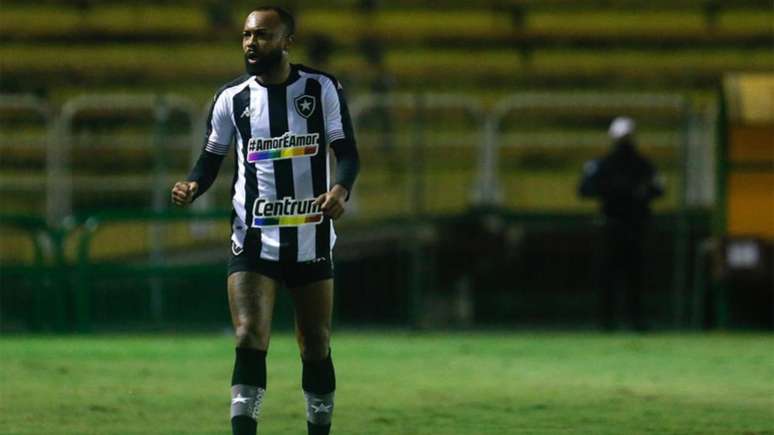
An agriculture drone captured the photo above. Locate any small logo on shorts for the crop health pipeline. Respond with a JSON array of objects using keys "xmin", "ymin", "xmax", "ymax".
[{"xmin": 232, "ymin": 242, "xmax": 244, "ymax": 256}]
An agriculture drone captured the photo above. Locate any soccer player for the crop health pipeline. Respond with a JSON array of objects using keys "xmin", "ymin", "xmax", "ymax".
[{"xmin": 170, "ymin": 7, "xmax": 359, "ymax": 435}]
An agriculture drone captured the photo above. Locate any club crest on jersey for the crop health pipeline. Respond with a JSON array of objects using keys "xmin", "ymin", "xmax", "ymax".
[
  {"xmin": 252, "ymin": 197, "xmax": 324, "ymax": 227},
  {"xmin": 294, "ymin": 94, "xmax": 316, "ymax": 119},
  {"xmin": 246, "ymin": 132, "xmax": 319, "ymax": 162}
]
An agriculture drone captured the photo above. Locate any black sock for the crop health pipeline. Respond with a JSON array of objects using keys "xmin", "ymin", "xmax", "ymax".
[
  {"xmin": 231, "ymin": 347, "xmax": 267, "ymax": 435},
  {"xmin": 232, "ymin": 347, "xmax": 267, "ymax": 386},
  {"xmin": 307, "ymin": 421, "xmax": 331, "ymax": 435},
  {"xmin": 303, "ymin": 351, "xmax": 335, "ymax": 435},
  {"xmin": 231, "ymin": 416, "xmax": 256, "ymax": 435}
]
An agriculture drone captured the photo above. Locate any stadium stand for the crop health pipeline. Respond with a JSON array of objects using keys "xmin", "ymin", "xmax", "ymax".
[
  {"xmin": 2, "ymin": 0, "xmax": 769, "ymax": 216},
  {"xmin": 1, "ymin": 1, "xmax": 771, "ymax": 330}
]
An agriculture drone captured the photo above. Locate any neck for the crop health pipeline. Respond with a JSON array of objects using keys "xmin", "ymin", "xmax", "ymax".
[
  {"xmin": 614, "ymin": 143, "xmax": 636, "ymax": 156},
  {"xmin": 257, "ymin": 58, "xmax": 291, "ymax": 85}
]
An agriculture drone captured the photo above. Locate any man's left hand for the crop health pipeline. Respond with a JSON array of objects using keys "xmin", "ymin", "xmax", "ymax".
[{"xmin": 314, "ymin": 185, "xmax": 348, "ymax": 220}]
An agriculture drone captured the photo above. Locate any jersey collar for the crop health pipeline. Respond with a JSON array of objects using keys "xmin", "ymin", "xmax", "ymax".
[{"xmin": 253, "ymin": 64, "xmax": 300, "ymax": 88}]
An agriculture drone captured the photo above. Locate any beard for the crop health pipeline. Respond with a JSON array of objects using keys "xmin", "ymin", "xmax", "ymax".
[{"xmin": 245, "ymin": 47, "xmax": 284, "ymax": 76}]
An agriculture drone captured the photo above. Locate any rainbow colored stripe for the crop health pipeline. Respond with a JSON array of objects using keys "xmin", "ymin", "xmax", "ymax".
[
  {"xmin": 248, "ymin": 145, "xmax": 318, "ymax": 162},
  {"xmin": 253, "ymin": 213, "xmax": 323, "ymax": 227}
]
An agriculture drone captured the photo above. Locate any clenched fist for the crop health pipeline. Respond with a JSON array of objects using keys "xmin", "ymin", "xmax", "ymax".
[
  {"xmin": 171, "ymin": 181, "xmax": 199, "ymax": 206},
  {"xmin": 313, "ymin": 184, "xmax": 349, "ymax": 220}
]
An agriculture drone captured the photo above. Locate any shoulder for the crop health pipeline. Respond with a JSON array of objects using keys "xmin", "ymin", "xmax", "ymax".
[
  {"xmin": 218, "ymin": 74, "xmax": 252, "ymax": 92},
  {"xmin": 295, "ymin": 64, "xmax": 342, "ymax": 91},
  {"xmin": 213, "ymin": 74, "xmax": 253, "ymax": 101}
]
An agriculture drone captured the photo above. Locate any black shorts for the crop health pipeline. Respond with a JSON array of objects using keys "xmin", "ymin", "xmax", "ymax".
[{"xmin": 228, "ymin": 242, "xmax": 333, "ymax": 288}]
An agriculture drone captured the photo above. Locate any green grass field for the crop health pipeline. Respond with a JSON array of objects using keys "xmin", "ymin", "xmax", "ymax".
[{"xmin": 1, "ymin": 332, "xmax": 772, "ymax": 434}]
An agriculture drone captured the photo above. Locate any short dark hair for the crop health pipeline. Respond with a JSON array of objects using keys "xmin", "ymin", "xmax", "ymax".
[{"xmin": 253, "ymin": 6, "xmax": 295, "ymax": 37}]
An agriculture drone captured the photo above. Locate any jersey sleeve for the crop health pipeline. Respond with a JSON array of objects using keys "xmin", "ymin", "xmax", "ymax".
[
  {"xmin": 321, "ymin": 77, "xmax": 356, "ymax": 145},
  {"xmin": 203, "ymin": 90, "xmax": 234, "ymax": 155}
]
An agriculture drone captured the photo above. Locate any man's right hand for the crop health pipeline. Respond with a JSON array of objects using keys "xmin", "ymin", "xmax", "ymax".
[{"xmin": 171, "ymin": 181, "xmax": 199, "ymax": 206}]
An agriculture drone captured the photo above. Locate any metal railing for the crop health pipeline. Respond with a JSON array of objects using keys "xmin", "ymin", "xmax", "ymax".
[
  {"xmin": 1, "ymin": 91, "xmax": 721, "ymax": 331},
  {"xmin": 51, "ymin": 94, "xmax": 200, "ymax": 223},
  {"xmin": 1, "ymin": 91, "xmax": 715, "ymax": 218},
  {"xmin": 350, "ymin": 93, "xmax": 487, "ymax": 217}
]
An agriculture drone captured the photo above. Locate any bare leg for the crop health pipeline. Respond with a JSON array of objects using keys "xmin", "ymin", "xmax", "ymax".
[
  {"xmin": 288, "ymin": 279, "xmax": 334, "ymax": 360},
  {"xmin": 228, "ymin": 271, "xmax": 277, "ymax": 350}
]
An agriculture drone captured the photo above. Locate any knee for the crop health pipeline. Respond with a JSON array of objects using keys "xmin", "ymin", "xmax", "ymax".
[
  {"xmin": 298, "ymin": 326, "xmax": 330, "ymax": 361},
  {"xmin": 235, "ymin": 323, "xmax": 269, "ymax": 350}
]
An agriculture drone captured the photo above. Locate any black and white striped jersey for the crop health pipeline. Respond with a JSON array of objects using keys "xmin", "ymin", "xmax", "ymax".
[{"xmin": 200, "ymin": 64, "xmax": 356, "ymax": 262}]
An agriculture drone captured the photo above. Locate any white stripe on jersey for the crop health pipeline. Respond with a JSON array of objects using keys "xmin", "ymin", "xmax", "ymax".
[
  {"xmin": 247, "ymin": 81, "xmax": 282, "ymax": 261},
  {"xmin": 286, "ymin": 79, "xmax": 318, "ymax": 262},
  {"xmin": 327, "ymin": 135, "xmax": 337, "ymax": 256},
  {"xmin": 231, "ymin": 131, "xmax": 247, "ymax": 249},
  {"xmin": 213, "ymin": 78, "xmax": 252, "ymax": 250}
]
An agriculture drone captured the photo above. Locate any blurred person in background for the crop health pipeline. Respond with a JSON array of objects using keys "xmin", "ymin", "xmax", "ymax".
[
  {"xmin": 578, "ymin": 117, "xmax": 664, "ymax": 331},
  {"xmin": 171, "ymin": 7, "xmax": 359, "ymax": 435}
]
